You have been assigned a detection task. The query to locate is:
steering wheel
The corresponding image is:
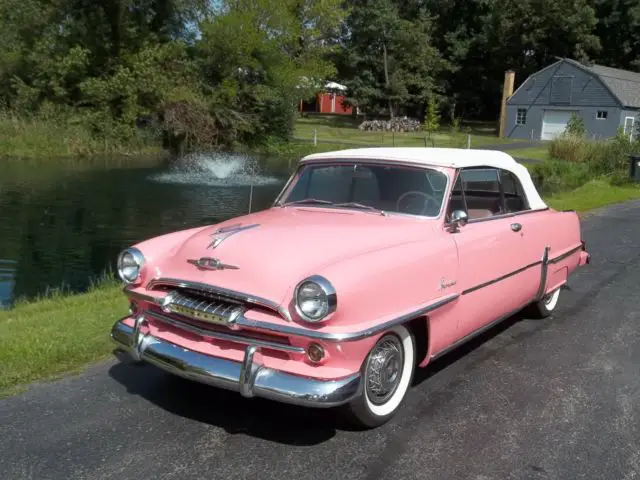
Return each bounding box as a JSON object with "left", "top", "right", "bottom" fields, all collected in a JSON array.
[{"left": 396, "top": 191, "right": 438, "bottom": 215}]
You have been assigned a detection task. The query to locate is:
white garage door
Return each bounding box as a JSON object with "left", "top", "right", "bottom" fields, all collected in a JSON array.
[{"left": 541, "top": 110, "right": 575, "bottom": 140}]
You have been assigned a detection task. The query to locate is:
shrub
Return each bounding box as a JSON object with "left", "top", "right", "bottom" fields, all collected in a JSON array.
[
  {"left": 549, "top": 135, "right": 591, "bottom": 163},
  {"left": 564, "top": 112, "right": 586, "bottom": 137},
  {"left": 537, "top": 127, "right": 640, "bottom": 195},
  {"left": 529, "top": 160, "right": 591, "bottom": 195}
]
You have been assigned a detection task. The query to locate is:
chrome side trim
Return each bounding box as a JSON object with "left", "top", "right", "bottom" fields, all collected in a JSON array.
[
  {"left": 127, "top": 291, "right": 459, "bottom": 342},
  {"left": 461, "top": 260, "right": 542, "bottom": 296},
  {"left": 110, "top": 320, "right": 362, "bottom": 408},
  {"left": 233, "top": 293, "right": 459, "bottom": 342},
  {"left": 146, "top": 310, "right": 305, "bottom": 354},
  {"left": 549, "top": 244, "right": 582, "bottom": 264},
  {"left": 460, "top": 243, "right": 582, "bottom": 297},
  {"left": 535, "top": 246, "right": 550, "bottom": 302},
  {"left": 146, "top": 278, "right": 292, "bottom": 322}
]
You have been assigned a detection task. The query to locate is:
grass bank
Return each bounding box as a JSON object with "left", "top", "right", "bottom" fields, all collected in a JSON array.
[
  {"left": 0, "top": 278, "right": 128, "bottom": 397},
  {"left": 0, "top": 113, "right": 162, "bottom": 159},
  {"left": 544, "top": 179, "right": 640, "bottom": 212}
]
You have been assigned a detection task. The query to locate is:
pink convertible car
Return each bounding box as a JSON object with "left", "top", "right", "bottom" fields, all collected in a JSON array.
[{"left": 111, "top": 147, "right": 590, "bottom": 428}]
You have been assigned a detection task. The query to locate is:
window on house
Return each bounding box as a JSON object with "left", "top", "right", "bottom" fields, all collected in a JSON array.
[
  {"left": 516, "top": 109, "right": 527, "bottom": 125},
  {"left": 597, "top": 111, "right": 608, "bottom": 120}
]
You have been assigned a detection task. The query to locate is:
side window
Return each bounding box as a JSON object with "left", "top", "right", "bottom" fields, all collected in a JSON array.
[
  {"left": 459, "top": 168, "right": 502, "bottom": 220},
  {"left": 499, "top": 169, "right": 529, "bottom": 213}
]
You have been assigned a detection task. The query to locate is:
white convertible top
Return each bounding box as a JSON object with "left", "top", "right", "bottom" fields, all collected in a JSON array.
[{"left": 300, "top": 147, "right": 547, "bottom": 210}]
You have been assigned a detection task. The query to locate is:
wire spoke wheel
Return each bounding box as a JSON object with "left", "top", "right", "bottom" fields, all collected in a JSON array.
[
  {"left": 365, "top": 335, "right": 404, "bottom": 405},
  {"left": 343, "top": 325, "right": 416, "bottom": 429}
]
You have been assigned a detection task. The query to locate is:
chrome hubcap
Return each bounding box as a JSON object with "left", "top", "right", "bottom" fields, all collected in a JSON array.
[{"left": 365, "top": 335, "right": 404, "bottom": 405}]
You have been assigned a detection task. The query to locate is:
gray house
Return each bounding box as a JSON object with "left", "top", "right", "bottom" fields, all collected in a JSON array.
[{"left": 505, "top": 58, "right": 640, "bottom": 141}]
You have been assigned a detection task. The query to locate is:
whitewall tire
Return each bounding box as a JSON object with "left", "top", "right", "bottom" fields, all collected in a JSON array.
[
  {"left": 343, "top": 324, "right": 416, "bottom": 429},
  {"left": 529, "top": 287, "right": 561, "bottom": 318}
]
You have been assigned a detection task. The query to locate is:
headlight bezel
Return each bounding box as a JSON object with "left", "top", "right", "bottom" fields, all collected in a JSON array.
[
  {"left": 293, "top": 275, "right": 337, "bottom": 323},
  {"left": 117, "top": 247, "right": 146, "bottom": 285}
]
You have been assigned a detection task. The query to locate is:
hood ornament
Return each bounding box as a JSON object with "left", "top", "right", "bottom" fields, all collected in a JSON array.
[
  {"left": 187, "top": 257, "right": 239, "bottom": 271},
  {"left": 207, "top": 223, "right": 259, "bottom": 249}
]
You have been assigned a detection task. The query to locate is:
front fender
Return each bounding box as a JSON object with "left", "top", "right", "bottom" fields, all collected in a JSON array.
[{"left": 302, "top": 235, "right": 459, "bottom": 332}]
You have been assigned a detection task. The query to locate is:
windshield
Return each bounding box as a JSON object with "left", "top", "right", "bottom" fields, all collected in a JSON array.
[{"left": 277, "top": 162, "right": 449, "bottom": 217}]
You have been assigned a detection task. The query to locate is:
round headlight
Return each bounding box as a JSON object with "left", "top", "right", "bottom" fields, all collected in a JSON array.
[
  {"left": 117, "top": 248, "right": 145, "bottom": 284},
  {"left": 294, "top": 275, "right": 337, "bottom": 322}
]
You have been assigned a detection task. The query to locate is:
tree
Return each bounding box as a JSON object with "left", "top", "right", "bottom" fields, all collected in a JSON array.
[
  {"left": 196, "top": 0, "right": 346, "bottom": 145},
  {"left": 338, "top": 0, "right": 445, "bottom": 119},
  {"left": 422, "top": 96, "right": 440, "bottom": 136}
]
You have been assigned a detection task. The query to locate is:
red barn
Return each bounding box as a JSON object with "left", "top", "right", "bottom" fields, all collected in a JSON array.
[{"left": 299, "top": 81, "right": 354, "bottom": 115}]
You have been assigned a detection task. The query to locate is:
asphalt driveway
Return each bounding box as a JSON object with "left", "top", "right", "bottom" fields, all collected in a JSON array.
[{"left": 1, "top": 201, "right": 639, "bottom": 480}]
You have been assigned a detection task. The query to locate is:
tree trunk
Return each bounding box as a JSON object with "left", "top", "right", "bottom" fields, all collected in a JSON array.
[{"left": 382, "top": 40, "right": 394, "bottom": 119}]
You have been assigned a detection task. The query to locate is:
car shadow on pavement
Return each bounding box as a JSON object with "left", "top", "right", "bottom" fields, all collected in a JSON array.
[
  {"left": 107, "top": 355, "right": 347, "bottom": 445},
  {"left": 107, "top": 308, "right": 534, "bottom": 443}
]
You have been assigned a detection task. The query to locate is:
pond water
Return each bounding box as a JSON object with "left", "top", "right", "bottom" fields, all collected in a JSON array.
[{"left": 0, "top": 152, "right": 293, "bottom": 308}]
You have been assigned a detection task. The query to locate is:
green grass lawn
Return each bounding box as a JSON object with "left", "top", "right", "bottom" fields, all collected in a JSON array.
[
  {"left": 0, "top": 280, "right": 128, "bottom": 397},
  {"left": 294, "top": 116, "right": 525, "bottom": 149},
  {"left": 507, "top": 146, "right": 549, "bottom": 161},
  {"left": 544, "top": 179, "right": 640, "bottom": 212}
]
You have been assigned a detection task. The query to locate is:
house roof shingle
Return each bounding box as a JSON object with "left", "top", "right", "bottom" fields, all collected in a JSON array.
[{"left": 564, "top": 58, "right": 640, "bottom": 108}]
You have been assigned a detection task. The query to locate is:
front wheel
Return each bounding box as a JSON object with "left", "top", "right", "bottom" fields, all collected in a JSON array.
[{"left": 342, "top": 324, "right": 416, "bottom": 429}]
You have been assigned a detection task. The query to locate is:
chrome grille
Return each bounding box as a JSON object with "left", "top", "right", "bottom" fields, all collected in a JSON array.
[
  {"left": 146, "top": 278, "right": 290, "bottom": 320},
  {"left": 162, "top": 291, "right": 244, "bottom": 327}
]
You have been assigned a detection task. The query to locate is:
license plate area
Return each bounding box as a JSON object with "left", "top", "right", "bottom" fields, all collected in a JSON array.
[{"left": 170, "top": 303, "right": 231, "bottom": 326}]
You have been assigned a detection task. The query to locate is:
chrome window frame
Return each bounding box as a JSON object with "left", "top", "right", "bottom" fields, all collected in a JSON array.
[{"left": 272, "top": 158, "right": 452, "bottom": 221}]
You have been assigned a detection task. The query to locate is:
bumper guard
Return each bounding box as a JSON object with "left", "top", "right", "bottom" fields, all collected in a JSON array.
[{"left": 110, "top": 318, "right": 362, "bottom": 408}]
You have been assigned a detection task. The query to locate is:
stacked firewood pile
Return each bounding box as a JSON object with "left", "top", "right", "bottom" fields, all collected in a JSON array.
[{"left": 358, "top": 117, "right": 422, "bottom": 132}]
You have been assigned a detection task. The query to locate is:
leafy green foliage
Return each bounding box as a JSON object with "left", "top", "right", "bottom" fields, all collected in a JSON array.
[
  {"left": 563, "top": 113, "right": 587, "bottom": 138},
  {"left": 422, "top": 96, "right": 441, "bottom": 135},
  {"left": 534, "top": 128, "right": 640, "bottom": 196},
  {"left": 3, "top": 0, "right": 640, "bottom": 152}
]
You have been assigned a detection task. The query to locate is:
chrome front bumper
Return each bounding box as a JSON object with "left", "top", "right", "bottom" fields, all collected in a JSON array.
[{"left": 110, "top": 319, "right": 362, "bottom": 408}]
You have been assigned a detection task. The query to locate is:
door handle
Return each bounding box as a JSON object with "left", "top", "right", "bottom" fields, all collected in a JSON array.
[{"left": 511, "top": 223, "right": 522, "bottom": 232}]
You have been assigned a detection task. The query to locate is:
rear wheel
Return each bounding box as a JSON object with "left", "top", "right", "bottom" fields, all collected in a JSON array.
[
  {"left": 528, "top": 287, "right": 561, "bottom": 318},
  {"left": 342, "top": 324, "right": 416, "bottom": 429}
]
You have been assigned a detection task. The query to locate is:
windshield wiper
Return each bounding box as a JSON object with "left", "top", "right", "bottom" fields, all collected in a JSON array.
[
  {"left": 281, "top": 198, "right": 335, "bottom": 207},
  {"left": 334, "top": 202, "right": 387, "bottom": 216}
]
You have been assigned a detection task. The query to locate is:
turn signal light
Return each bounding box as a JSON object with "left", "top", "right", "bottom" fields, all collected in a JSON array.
[{"left": 307, "top": 343, "right": 325, "bottom": 363}]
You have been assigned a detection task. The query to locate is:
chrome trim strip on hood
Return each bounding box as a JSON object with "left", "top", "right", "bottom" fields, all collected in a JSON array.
[{"left": 145, "top": 278, "right": 292, "bottom": 321}]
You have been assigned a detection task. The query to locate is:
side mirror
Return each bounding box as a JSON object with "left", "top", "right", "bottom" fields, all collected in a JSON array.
[{"left": 448, "top": 210, "right": 468, "bottom": 232}]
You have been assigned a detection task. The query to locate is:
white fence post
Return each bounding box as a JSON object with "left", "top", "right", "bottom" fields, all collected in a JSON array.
[
  {"left": 466, "top": 134, "right": 471, "bottom": 149},
  {"left": 313, "top": 128, "right": 317, "bottom": 146}
]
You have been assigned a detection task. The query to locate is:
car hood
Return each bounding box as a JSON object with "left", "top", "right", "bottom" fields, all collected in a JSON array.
[{"left": 151, "top": 206, "right": 437, "bottom": 306}]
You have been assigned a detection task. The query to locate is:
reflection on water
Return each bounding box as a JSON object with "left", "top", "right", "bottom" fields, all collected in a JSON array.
[{"left": 0, "top": 152, "right": 290, "bottom": 308}]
